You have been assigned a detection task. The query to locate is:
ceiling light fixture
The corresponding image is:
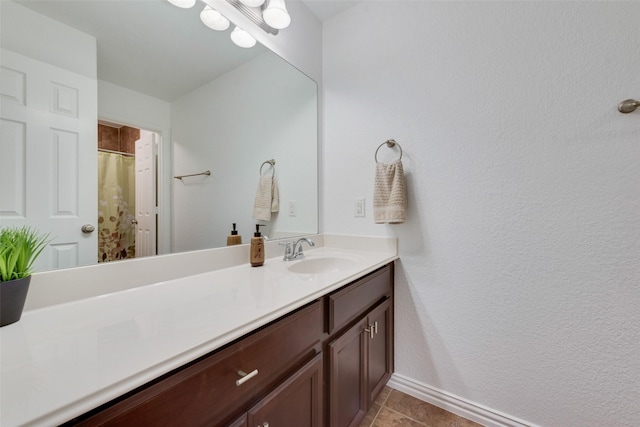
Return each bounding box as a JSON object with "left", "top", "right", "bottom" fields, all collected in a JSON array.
[
  {"left": 227, "top": 0, "right": 278, "bottom": 36},
  {"left": 167, "top": 0, "right": 196, "bottom": 9},
  {"left": 238, "top": 0, "right": 265, "bottom": 7},
  {"left": 262, "top": 0, "right": 290, "bottom": 29},
  {"left": 167, "top": 0, "right": 291, "bottom": 48},
  {"left": 200, "top": 5, "right": 230, "bottom": 31},
  {"left": 230, "top": 26, "right": 257, "bottom": 48}
]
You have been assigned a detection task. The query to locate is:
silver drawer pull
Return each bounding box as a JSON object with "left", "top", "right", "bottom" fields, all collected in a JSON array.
[
  {"left": 374, "top": 321, "right": 378, "bottom": 335},
  {"left": 236, "top": 369, "right": 259, "bottom": 386},
  {"left": 364, "top": 325, "right": 374, "bottom": 339}
]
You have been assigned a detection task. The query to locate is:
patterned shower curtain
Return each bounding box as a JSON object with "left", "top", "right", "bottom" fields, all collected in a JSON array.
[{"left": 97, "top": 152, "right": 136, "bottom": 262}]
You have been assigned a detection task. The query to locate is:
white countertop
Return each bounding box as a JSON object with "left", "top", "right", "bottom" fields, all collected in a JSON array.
[{"left": 0, "top": 237, "right": 396, "bottom": 427}]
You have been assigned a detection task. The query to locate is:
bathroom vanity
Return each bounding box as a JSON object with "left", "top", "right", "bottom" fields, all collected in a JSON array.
[
  {"left": 0, "top": 235, "right": 397, "bottom": 427},
  {"left": 66, "top": 263, "right": 393, "bottom": 427}
]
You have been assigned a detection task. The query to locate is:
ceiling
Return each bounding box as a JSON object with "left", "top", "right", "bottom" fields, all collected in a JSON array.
[
  {"left": 15, "top": 0, "right": 266, "bottom": 101},
  {"left": 303, "top": 0, "right": 360, "bottom": 22},
  {"left": 12, "top": 0, "right": 358, "bottom": 102}
]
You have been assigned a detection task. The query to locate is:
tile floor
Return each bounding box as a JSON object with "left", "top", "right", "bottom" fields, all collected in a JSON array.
[{"left": 359, "top": 386, "right": 484, "bottom": 427}]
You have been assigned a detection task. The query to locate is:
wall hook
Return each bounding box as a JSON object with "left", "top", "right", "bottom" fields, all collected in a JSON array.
[{"left": 618, "top": 99, "right": 640, "bottom": 114}]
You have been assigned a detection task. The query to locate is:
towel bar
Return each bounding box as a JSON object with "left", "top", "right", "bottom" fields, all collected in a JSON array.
[
  {"left": 375, "top": 139, "right": 403, "bottom": 162},
  {"left": 174, "top": 170, "right": 211, "bottom": 180}
]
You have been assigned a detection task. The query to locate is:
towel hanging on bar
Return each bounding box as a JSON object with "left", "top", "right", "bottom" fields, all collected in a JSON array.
[
  {"left": 253, "top": 160, "right": 279, "bottom": 221},
  {"left": 373, "top": 140, "right": 407, "bottom": 224}
]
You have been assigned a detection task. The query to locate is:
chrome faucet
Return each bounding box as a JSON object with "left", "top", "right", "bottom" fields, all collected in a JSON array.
[{"left": 280, "top": 237, "right": 315, "bottom": 261}]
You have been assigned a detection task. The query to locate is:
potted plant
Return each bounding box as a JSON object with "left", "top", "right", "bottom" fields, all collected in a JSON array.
[{"left": 0, "top": 226, "right": 50, "bottom": 327}]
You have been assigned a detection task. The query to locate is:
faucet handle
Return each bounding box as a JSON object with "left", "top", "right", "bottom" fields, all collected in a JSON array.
[{"left": 279, "top": 241, "right": 293, "bottom": 259}]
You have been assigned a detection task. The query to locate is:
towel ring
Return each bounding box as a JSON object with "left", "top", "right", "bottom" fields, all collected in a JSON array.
[
  {"left": 375, "top": 139, "right": 403, "bottom": 163},
  {"left": 260, "top": 159, "right": 275, "bottom": 175}
]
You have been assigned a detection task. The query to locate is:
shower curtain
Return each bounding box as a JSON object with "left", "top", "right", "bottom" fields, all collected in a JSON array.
[{"left": 97, "top": 151, "right": 136, "bottom": 262}]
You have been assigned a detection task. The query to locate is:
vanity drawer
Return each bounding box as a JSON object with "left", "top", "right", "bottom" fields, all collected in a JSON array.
[
  {"left": 327, "top": 264, "right": 393, "bottom": 334},
  {"left": 73, "top": 300, "right": 323, "bottom": 427}
]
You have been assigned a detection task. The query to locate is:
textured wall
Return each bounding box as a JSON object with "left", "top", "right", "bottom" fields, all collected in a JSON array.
[{"left": 322, "top": 2, "right": 640, "bottom": 426}]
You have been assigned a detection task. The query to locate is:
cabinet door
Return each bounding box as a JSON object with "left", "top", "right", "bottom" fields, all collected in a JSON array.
[
  {"left": 227, "top": 415, "right": 248, "bottom": 427},
  {"left": 328, "top": 264, "right": 393, "bottom": 334},
  {"left": 367, "top": 298, "right": 393, "bottom": 405},
  {"left": 328, "top": 317, "right": 368, "bottom": 427},
  {"left": 247, "top": 353, "right": 323, "bottom": 427}
]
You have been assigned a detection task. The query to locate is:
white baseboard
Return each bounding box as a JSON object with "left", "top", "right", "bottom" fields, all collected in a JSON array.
[{"left": 387, "top": 374, "right": 538, "bottom": 427}]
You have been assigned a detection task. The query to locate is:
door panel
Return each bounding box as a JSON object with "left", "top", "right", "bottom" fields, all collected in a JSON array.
[
  {"left": 328, "top": 317, "right": 368, "bottom": 427},
  {"left": 134, "top": 131, "right": 157, "bottom": 258},
  {"left": 0, "top": 118, "right": 26, "bottom": 217},
  {"left": 247, "top": 353, "right": 323, "bottom": 427},
  {"left": 0, "top": 49, "right": 98, "bottom": 270},
  {"left": 367, "top": 298, "right": 393, "bottom": 404}
]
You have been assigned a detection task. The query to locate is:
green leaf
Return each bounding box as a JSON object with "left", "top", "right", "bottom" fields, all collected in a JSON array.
[{"left": 0, "top": 226, "right": 51, "bottom": 282}]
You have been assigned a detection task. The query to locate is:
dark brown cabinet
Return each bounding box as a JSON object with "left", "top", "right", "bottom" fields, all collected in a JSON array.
[
  {"left": 68, "top": 302, "right": 323, "bottom": 427},
  {"left": 227, "top": 416, "right": 248, "bottom": 427},
  {"left": 244, "top": 353, "right": 323, "bottom": 427},
  {"left": 65, "top": 262, "right": 394, "bottom": 427},
  {"left": 328, "top": 297, "right": 393, "bottom": 427},
  {"left": 328, "top": 316, "right": 369, "bottom": 427},
  {"left": 366, "top": 298, "right": 393, "bottom": 406}
]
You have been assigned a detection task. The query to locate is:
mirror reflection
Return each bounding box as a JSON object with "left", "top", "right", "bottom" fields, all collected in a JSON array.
[{"left": 0, "top": 0, "right": 318, "bottom": 272}]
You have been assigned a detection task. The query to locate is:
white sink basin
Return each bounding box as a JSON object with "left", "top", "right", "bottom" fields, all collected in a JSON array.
[{"left": 288, "top": 256, "right": 359, "bottom": 274}]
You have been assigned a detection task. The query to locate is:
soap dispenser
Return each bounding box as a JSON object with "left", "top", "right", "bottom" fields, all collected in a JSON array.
[
  {"left": 226, "top": 223, "right": 242, "bottom": 246},
  {"left": 250, "top": 224, "right": 265, "bottom": 267}
]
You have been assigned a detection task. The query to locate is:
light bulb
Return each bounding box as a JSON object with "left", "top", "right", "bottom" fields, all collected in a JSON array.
[
  {"left": 239, "top": 0, "right": 266, "bottom": 7},
  {"left": 200, "top": 6, "right": 230, "bottom": 31},
  {"left": 167, "top": 0, "right": 196, "bottom": 9},
  {"left": 230, "top": 26, "right": 256, "bottom": 48},
  {"left": 263, "top": 0, "right": 290, "bottom": 29}
]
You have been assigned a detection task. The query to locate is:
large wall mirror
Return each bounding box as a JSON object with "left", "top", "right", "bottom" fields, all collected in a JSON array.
[{"left": 0, "top": 0, "right": 318, "bottom": 272}]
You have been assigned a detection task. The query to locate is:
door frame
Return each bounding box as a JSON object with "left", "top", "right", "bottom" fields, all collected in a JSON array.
[{"left": 97, "top": 114, "right": 170, "bottom": 255}]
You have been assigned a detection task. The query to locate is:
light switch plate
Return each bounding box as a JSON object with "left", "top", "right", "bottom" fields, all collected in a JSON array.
[{"left": 354, "top": 198, "right": 365, "bottom": 217}]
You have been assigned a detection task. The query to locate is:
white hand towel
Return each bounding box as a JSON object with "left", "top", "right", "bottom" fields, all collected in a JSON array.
[
  {"left": 253, "top": 175, "right": 279, "bottom": 221},
  {"left": 373, "top": 159, "right": 407, "bottom": 224}
]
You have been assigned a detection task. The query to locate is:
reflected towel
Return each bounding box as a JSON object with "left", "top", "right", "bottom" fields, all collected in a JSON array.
[
  {"left": 373, "top": 159, "right": 407, "bottom": 224},
  {"left": 253, "top": 175, "right": 279, "bottom": 221}
]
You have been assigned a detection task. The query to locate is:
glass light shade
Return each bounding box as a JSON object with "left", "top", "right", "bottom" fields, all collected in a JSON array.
[
  {"left": 167, "top": 0, "right": 196, "bottom": 8},
  {"left": 230, "top": 26, "right": 256, "bottom": 48},
  {"left": 200, "top": 6, "right": 230, "bottom": 31},
  {"left": 239, "top": 0, "right": 266, "bottom": 7},
  {"left": 263, "top": 0, "right": 291, "bottom": 29}
]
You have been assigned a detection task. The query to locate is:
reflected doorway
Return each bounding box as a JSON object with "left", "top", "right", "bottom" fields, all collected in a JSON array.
[{"left": 97, "top": 120, "right": 158, "bottom": 262}]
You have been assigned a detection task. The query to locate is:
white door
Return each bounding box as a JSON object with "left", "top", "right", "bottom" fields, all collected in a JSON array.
[
  {"left": 0, "top": 49, "right": 98, "bottom": 271},
  {"left": 134, "top": 131, "right": 157, "bottom": 258}
]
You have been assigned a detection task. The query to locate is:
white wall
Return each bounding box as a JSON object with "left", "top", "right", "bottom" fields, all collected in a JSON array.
[
  {"left": 171, "top": 52, "right": 317, "bottom": 252},
  {"left": 322, "top": 2, "right": 640, "bottom": 426},
  {"left": 0, "top": 1, "right": 96, "bottom": 79}
]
